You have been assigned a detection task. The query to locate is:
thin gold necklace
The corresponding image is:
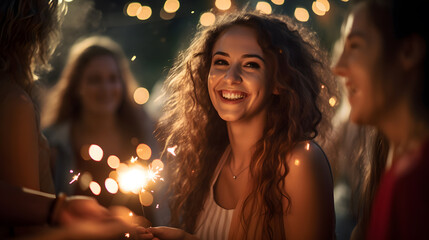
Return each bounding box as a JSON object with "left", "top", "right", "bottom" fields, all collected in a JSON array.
[{"left": 228, "top": 155, "right": 249, "bottom": 180}]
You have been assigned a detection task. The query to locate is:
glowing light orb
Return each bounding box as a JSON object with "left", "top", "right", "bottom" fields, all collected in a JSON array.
[
  {"left": 294, "top": 8, "right": 309, "bottom": 22},
  {"left": 89, "top": 181, "right": 101, "bottom": 195},
  {"left": 151, "top": 159, "right": 164, "bottom": 170},
  {"left": 126, "top": 2, "right": 141, "bottom": 17},
  {"left": 256, "top": 1, "right": 272, "bottom": 14},
  {"left": 137, "top": 6, "right": 152, "bottom": 20},
  {"left": 105, "top": 178, "right": 119, "bottom": 194},
  {"left": 79, "top": 172, "right": 92, "bottom": 191},
  {"left": 164, "top": 0, "right": 180, "bottom": 13},
  {"left": 107, "top": 155, "right": 120, "bottom": 169},
  {"left": 312, "top": 1, "right": 326, "bottom": 16},
  {"left": 118, "top": 164, "right": 148, "bottom": 194},
  {"left": 317, "top": 0, "right": 330, "bottom": 12},
  {"left": 271, "top": 0, "right": 284, "bottom": 5},
  {"left": 200, "top": 12, "right": 216, "bottom": 27},
  {"left": 329, "top": 97, "right": 337, "bottom": 107},
  {"left": 139, "top": 190, "right": 154, "bottom": 206},
  {"left": 136, "top": 143, "right": 152, "bottom": 160},
  {"left": 89, "top": 144, "right": 103, "bottom": 161},
  {"left": 294, "top": 159, "right": 301, "bottom": 166},
  {"left": 215, "top": 0, "right": 231, "bottom": 11},
  {"left": 133, "top": 87, "right": 150, "bottom": 105},
  {"left": 131, "top": 55, "right": 136, "bottom": 61},
  {"left": 306, "top": 142, "right": 310, "bottom": 151}
]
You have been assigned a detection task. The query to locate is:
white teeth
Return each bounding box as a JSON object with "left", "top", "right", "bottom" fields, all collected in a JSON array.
[{"left": 222, "top": 91, "right": 244, "bottom": 100}]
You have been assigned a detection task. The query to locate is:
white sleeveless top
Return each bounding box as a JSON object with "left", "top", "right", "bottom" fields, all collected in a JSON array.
[{"left": 195, "top": 147, "right": 234, "bottom": 240}]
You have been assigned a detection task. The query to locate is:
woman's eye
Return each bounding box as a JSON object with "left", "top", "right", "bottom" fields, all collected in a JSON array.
[
  {"left": 213, "top": 59, "right": 228, "bottom": 66},
  {"left": 244, "top": 62, "right": 260, "bottom": 69}
]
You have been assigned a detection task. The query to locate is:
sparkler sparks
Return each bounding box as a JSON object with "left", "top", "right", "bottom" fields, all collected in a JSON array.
[
  {"left": 167, "top": 145, "right": 177, "bottom": 156},
  {"left": 69, "top": 172, "right": 80, "bottom": 184}
]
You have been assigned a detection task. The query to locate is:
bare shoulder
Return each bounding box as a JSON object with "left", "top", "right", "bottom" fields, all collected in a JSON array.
[
  {"left": 0, "top": 81, "right": 34, "bottom": 117},
  {"left": 286, "top": 141, "right": 332, "bottom": 180}
]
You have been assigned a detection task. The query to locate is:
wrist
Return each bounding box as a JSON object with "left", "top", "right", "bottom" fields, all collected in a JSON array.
[{"left": 48, "top": 192, "right": 67, "bottom": 226}]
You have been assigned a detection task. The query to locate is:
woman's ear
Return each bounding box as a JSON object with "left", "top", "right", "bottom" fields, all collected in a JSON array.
[{"left": 399, "top": 34, "right": 426, "bottom": 71}]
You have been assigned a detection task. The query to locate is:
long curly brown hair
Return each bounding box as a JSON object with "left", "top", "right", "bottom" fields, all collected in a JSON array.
[
  {"left": 156, "top": 11, "right": 336, "bottom": 238},
  {"left": 0, "top": 0, "right": 62, "bottom": 94}
]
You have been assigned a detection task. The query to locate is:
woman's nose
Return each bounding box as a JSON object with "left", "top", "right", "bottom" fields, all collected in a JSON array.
[
  {"left": 332, "top": 53, "right": 348, "bottom": 77},
  {"left": 224, "top": 64, "right": 242, "bottom": 84}
]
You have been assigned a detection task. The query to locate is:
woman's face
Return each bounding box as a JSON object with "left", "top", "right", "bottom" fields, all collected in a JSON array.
[
  {"left": 333, "top": 4, "right": 386, "bottom": 125},
  {"left": 78, "top": 55, "right": 123, "bottom": 116},
  {"left": 208, "top": 25, "right": 268, "bottom": 123}
]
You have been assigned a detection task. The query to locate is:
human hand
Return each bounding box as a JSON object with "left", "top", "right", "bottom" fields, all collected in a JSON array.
[{"left": 56, "top": 195, "right": 111, "bottom": 225}]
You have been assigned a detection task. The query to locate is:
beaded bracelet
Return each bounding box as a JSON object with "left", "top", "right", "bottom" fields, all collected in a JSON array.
[{"left": 48, "top": 192, "right": 67, "bottom": 226}]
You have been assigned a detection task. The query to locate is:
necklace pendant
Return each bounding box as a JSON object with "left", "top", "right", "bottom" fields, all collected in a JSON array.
[{"left": 233, "top": 175, "right": 237, "bottom": 179}]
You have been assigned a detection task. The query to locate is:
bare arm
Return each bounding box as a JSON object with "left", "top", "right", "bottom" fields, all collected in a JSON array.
[
  {"left": 283, "top": 141, "right": 335, "bottom": 240},
  {"left": 0, "top": 91, "right": 39, "bottom": 190}
]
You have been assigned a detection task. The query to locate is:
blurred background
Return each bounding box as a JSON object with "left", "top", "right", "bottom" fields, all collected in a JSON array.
[{"left": 42, "top": 0, "right": 351, "bottom": 98}]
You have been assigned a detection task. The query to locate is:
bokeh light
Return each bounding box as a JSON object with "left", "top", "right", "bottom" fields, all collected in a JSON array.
[
  {"left": 105, "top": 178, "right": 119, "bottom": 194},
  {"left": 136, "top": 143, "right": 152, "bottom": 160},
  {"left": 312, "top": 1, "right": 326, "bottom": 16},
  {"left": 215, "top": 0, "right": 232, "bottom": 11},
  {"left": 200, "top": 12, "right": 216, "bottom": 26},
  {"left": 126, "top": 2, "right": 141, "bottom": 17},
  {"left": 139, "top": 190, "right": 154, "bottom": 206},
  {"left": 80, "top": 144, "right": 91, "bottom": 160},
  {"left": 271, "top": 0, "right": 284, "bottom": 5},
  {"left": 131, "top": 55, "right": 136, "bottom": 61},
  {"left": 329, "top": 97, "right": 337, "bottom": 107},
  {"left": 256, "top": 2, "right": 272, "bottom": 14},
  {"left": 160, "top": 8, "right": 176, "bottom": 20},
  {"left": 151, "top": 159, "right": 164, "bottom": 170},
  {"left": 79, "top": 172, "right": 92, "bottom": 191},
  {"left": 317, "top": 0, "right": 330, "bottom": 12},
  {"left": 294, "top": 8, "right": 309, "bottom": 22},
  {"left": 89, "top": 181, "right": 101, "bottom": 195},
  {"left": 163, "top": 0, "right": 180, "bottom": 13},
  {"left": 137, "top": 6, "right": 152, "bottom": 20},
  {"left": 294, "top": 159, "right": 301, "bottom": 166},
  {"left": 107, "top": 155, "right": 120, "bottom": 169},
  {"left": 133, "top": 87, "right": 150, "bottom": 105},
  {"left": 89, "top": 144, "right": 103, "bottom": 161}
]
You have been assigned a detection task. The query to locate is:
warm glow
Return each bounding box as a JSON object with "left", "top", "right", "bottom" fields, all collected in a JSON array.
[
  {"left": 89, "top": 144, "right": 103, "bottom": 161},
  {"left": 133, "top": 87, "right": 150, "bottom": 105},
  {"left": 215, "top": 0, "right": 231, "bottom": 11},
  {"left": 80, "top": 144, "right": 91, "bottom": 160},
  {"left": 139, "top": 190, "right": 154, "bottom": 206},
  {"left": 118, "top": 164, "right": 148, "bottom": 194},
  {"left": 136, "top": 143, "right": 152, "bottom": 160},
  {"left": 306, "top": 142, "right": 310, "bottom": 151},
  {"left": 294, "top": 8, "right": 309, "bottom": 22},
  {"left": 137, "top": 6, "right": 152, "bottom": 20},
  {"left": 126, "top": 2, "right": 141, "bottom": 17},
  {"left": 329, "top": 97, "right": 337, "bottom": 107},
  {"left": 89, "top": 181, "right": 101, "bottom": 195},
  {"left": 294, "top": 159, "right": 301, "bottom": 166},
  {"left": 151, "top": 159, "right": 164, "bottom": 170},
  {"left": 160, "top": 8, "right": 175, "bottom": 20},
  {"left": 109, "top": 170, "right": 118, "bottom": 180},
  {"left": 131, "top": 55, "right": 136, "bottom": 61},
  {"left": 79, "top": 172, "right": 92, "bottom": 191},
  {"left": 271, "top": 0, "right": 284, "bottom": 5},
  {"left": 107, "top": 155, "right": 120, "bottom": 169},
  {"left": 200, "top": 12, "right": 216, "bottom": 26},
  {"left": 105, "top": 178, "right": 119, "bottom": 194},
  {"left": 317, "top": 0, "right": 330, "bottom": 12},
  {"left": 164, "top": 0, "right": 180, "bottom": 13},
  {"left": 312, "top": 1, "right": 326, "bottom": 16},
  {"left": 341, "top": 0, "right": 349, "bottom": 2},
  {"left": 256, "top": 1, "right": 272, "bottom": 14}
]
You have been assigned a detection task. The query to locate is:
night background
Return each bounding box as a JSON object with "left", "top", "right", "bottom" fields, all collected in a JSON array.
[{"left": 43, "top": 0, "right": 350, "bottom": 96}]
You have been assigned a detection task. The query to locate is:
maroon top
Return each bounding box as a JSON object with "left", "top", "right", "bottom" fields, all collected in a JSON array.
[{"left": 367, "top": 140, "right": 429, "bottom": 240}]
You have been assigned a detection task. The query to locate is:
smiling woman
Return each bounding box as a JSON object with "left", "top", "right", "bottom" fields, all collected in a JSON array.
[{"left": 148, "top": 10, "right": 338, "bottom": 240}]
